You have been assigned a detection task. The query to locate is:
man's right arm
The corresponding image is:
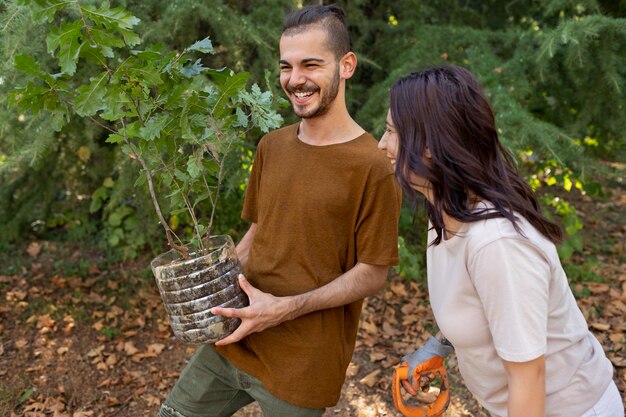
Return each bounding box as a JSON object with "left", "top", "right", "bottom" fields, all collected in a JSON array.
[{"left": 235, "top": 223, "right": 257, "bottom": 267}]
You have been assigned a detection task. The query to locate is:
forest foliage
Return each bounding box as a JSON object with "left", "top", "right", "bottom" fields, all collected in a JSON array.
[{"left": 1, "top": 0, "right": 625, "bottom": 275}]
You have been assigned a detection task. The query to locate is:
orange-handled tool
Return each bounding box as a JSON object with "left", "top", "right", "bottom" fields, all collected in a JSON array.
[{"left": 392, "top": 356, "right": 450, "bottom": 417}]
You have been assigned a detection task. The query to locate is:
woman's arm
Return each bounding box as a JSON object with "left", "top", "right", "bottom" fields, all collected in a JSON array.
[{"left": 502, "top": 355, "right": 546, "bottom": 417}]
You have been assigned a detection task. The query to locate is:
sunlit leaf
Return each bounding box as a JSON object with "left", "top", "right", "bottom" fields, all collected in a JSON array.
[
  {"left": 81, "top": 4, "right": 141, "bottom": 30},
  {"left": 187, "top": 37, "right": 214, "bottom": 54}
]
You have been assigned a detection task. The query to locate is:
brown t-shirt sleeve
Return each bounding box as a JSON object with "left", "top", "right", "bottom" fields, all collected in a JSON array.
[{"left": 355, "top": 171, "right": 402, "bottom": 266}]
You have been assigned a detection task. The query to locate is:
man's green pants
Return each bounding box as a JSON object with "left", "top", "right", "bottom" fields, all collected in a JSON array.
[{"left": 157, "top": 344, "right": 325, "bottom": 417}]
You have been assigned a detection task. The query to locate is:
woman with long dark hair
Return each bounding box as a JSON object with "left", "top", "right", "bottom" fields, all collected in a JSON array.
[{"left": 379, "top": 65, "right": 622, "bottom": 417}]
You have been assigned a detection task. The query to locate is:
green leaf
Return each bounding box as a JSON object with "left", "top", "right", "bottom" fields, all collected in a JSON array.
[
  {"left": 187, "top": 155, "right": 202, "bottom": 179},
  {"left": 14, "top": 54, "right": 52, "bottom": 83},
  {"left": 79, "top": 44, "right": 110, "bottom": 67},
  {"left": 174, "top": 169, "right": 189, "bottom": 182},
  {"left": 74, "top": 72, "right": 108, "bottom": 116},
  {"left": 46, "top": 20, "right": 83, "bottom": 75},
  {"left": 18, "top": 388, "right": 36, "bottom": 404},
  {"left": 131, "top": 49, "right": 162, "bottom": 61},
  {"left": 124, "top": 121, "right": 142, "bottom": 138},
  {"left": 90, "top": 187, "right": 109, "bottom": 213},
  {"left": 187, "top": 37, "right": 214, "bottom": 54},
  {"left": 106, "top": 133, "right": 124, "bottom": 144},
  {"left": 49, "top": 110, "right": 69, "bottom": 131},
  {"left": 82, "top": 4, "right": 141, "bottom": 30},
  {"left": 129, "top": 65, "right": 163, "bottom": 86},
  {"left": 108, "top": 233, "right": 120, "bottom": 246},
  {"left": 203, "top": 160, "right": 220, "bottom": 175},
  {"left": 234, "top": 107, "right": 248, "bottom": 128},
  {"left": 9, "top": 84, "right": 50, "bottom": 112},
  {"left": 90, "top": 26, "right": 125, "bottom": 48},
  {"left": 100, "top": 89, "right": 127, "bottom": 121},
  {"left": 24, "top": 0, "right": 66, "bottom": 23},
  {"left": 118, "top": 28, "right": 141, "bottom": 46},
  {"left": 139, "top": 114, "right": 170, "bottom": 141},
  {"left": 181, "top": 58, "right": 208, "bottom": 78},
  {"left": 90, "top": 26, "right": 123, "bottom": 58},
  {"left": 212, "top": 71, "right": 249, "bottom": 118},
  {"left": 108, "top": 206, "right": 133, "bottom": 226},
  {"left": 205, "top": 67, "right": 230, "bottom": 85}
]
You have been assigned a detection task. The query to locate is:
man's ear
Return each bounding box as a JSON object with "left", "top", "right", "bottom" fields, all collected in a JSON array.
[{"left": 339, "top": 52, "right": 357, "bottom": 80}]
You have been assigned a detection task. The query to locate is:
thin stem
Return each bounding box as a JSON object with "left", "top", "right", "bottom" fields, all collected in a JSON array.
[
  {"left": 121, "top": 119, "right": 189, "bottom": 258},
  {"left": 205, "top": 156, "right": 225, "bottom": 239},
  {"left": 155, "top": 152, "right": 205, "bottom": 252},
  {"left": 87, "top": 115, "right": 117, "bottom": 134}
]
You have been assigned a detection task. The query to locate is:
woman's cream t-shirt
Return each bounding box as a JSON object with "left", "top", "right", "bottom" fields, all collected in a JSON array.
[{"left": 427, "top": 205, "right": 614, "bottom": 417}]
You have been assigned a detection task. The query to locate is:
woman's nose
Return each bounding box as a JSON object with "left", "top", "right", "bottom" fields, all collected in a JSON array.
[{"left": 377, "top": 135, "right": 387, "bottom": 150}]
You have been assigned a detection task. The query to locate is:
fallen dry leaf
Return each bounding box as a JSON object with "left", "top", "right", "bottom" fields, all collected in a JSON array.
[
  {"left": 87, "top": 345, "right": 105, "bottom": 357},
  {"left": 360, "top": 320, "right": 378, "bottom": 334},
  {"left": 390, "top": 282, "right": 407, "bottom": 297},
  {"left": 124, "top": 341, "right": 139, "bottom": 356},
  {"left": 27, "top": 241, "right": 42, "bottom": 257},
  {"left": 346, "top": 362, "right": 360, "bottom": 378},
  {"left": 359, "top": 369, "right": 381, "bottom": 387},
  {"left": 147, "top": 343, "right": 165, "bottom": 355},
  {"left": 590, "top": 322, "right": 611, "bottom": 331},
  {"left": 369, "top": 352, "right": 387, "bottom": 362},
  {"left": 105, "top": 353, "right": 118, "bottom": 366}
]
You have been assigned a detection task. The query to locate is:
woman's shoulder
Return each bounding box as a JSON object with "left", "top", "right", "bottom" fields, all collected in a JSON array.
[{"left": 463, "top": 207, "right": 558, "bottom": 263}]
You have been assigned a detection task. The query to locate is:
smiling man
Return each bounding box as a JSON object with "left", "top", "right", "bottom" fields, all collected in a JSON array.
[{"left": 157, "top": 5, "right": 401, "bottom": 417}]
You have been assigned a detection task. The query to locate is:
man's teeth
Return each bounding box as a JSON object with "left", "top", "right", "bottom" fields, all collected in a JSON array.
[{"left": 295, "top": 91, "right": 313, "bottom": 98}]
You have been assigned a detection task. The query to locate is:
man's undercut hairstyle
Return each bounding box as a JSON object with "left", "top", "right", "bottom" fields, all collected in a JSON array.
[{"left": 282, "top": 4, "right": 350, "bottom": 59}]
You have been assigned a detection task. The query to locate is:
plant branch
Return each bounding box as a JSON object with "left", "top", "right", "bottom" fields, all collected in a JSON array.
[
  {"left": 121, "top": 119, "right": 189, "bottom": 259},
  {"left": 205, "top": 155, "right": 225, "bottom": 239},
  {"left": 154, "top": 151, "right": 205, "bottom": 252}
]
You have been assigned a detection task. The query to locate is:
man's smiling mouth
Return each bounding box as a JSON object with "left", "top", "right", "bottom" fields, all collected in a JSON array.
[{"left": 294, "top": 91, "right": 314, "bottom": 98}]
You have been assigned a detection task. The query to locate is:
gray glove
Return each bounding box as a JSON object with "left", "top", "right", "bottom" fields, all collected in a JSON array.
[{"left": 401, "top": 336, "right": 454, "bottom": 386}]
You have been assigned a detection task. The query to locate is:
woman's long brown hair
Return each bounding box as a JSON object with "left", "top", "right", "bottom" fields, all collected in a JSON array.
[{"left": 390, "top": 65, "right": 563, "bottom": 245}]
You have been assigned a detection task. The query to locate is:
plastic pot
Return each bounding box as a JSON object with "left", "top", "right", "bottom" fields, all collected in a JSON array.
[{"left": 150, "top": 235, "right": 248, "bottom": 344}]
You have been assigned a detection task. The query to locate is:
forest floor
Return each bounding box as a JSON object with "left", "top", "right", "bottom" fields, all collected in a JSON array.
[{"left": 1, "top": 161, "right": 625, "bottom": 417}]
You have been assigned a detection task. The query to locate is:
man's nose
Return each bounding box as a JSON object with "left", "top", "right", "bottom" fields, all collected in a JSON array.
[{"left": 289, "top": 68, "right": 306, "bottom": 86}]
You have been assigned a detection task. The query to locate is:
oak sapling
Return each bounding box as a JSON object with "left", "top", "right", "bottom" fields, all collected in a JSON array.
[{"left": 11, "top": 0, "right": 283, "bottom": 343}]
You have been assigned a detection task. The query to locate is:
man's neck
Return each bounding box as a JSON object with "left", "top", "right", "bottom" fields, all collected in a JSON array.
[{"left": 297, "top": 110, "right": 365, "bottom": 146}]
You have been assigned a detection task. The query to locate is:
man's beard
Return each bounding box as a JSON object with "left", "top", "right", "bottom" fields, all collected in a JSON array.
[{"left": 290, "top": 69, "right": 340, "bottom": 119}]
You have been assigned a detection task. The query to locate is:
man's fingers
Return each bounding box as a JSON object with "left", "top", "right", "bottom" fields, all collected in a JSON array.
[
  {"left": 211, "top": 306, "right": 247, "bottom": 318},
  {"left": 237, "top": 274, "right": 253, "bottom": 294},
  {"left": 214, "top": 328, "right": 244, "bottom": 346},
  {"left": 401, "top": 379, "right": 418, "bottom": 396},
  {"left": 214, "top": 320, "right": 255, "bottom": 346}
]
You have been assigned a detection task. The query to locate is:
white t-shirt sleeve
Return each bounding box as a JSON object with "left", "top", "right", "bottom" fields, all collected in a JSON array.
[{"left": 468, "top": 237, "right": 551, "bottom": 362}]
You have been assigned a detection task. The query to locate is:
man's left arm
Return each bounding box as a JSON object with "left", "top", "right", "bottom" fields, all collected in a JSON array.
[{"left": 212, "top": 262, "right": 388, "bottom": 346}]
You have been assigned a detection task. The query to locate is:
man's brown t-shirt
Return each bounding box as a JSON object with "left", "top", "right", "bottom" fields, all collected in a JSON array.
[{"left": 215, "top": 123, "right": 401, "bottom": 408}]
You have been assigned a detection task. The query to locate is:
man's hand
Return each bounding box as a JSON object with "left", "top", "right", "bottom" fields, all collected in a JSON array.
[
  {"left": 211, "top": 274, "right": 293, "bottom": 346},
  {"left": 399, "top": 336, "right": 454, "bottom": 395}
]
